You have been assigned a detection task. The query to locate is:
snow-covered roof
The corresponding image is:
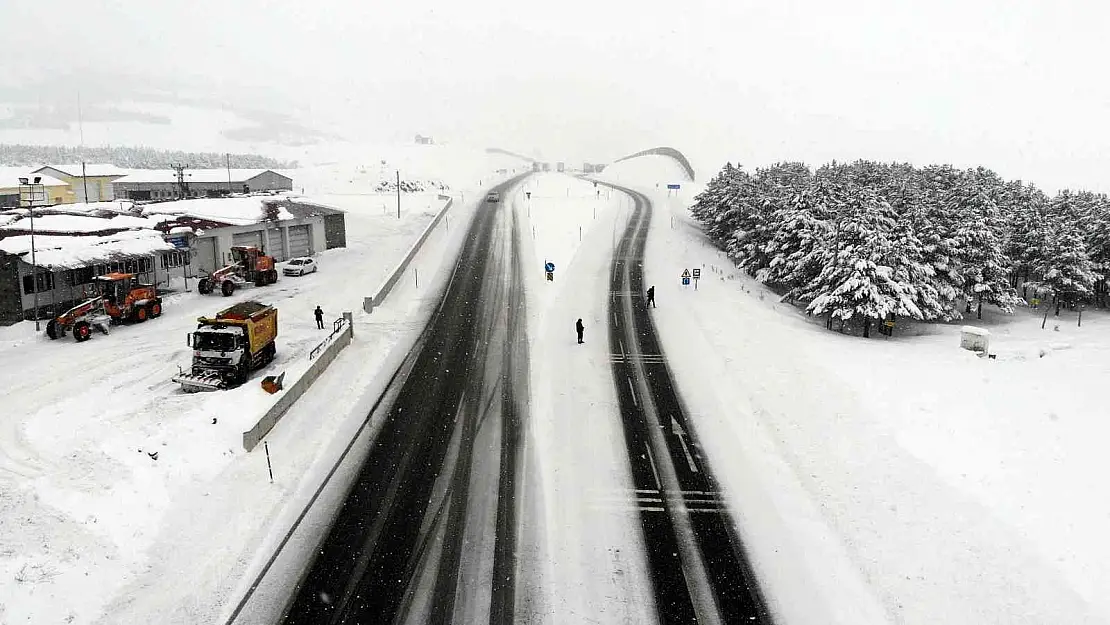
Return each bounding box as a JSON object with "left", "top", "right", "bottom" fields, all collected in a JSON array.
[
  {"left": 141, "top": 197, "right": 294, "bottom": 226},
  {"left": 0, "top": 166, "right": 70, "bottom": 189},
  {"left": 0, "top": 229, "right": 175, "bottom": 268},
  {"left": 43, "top": 200, "right": 138, "bottom": 215},
  {"left": 114, "top": 169, "right": 286, "bottom": 184},
  {"left": 0, "top": 213, "right": 161, "bottom": 234},
  {"left": 33, "top": 163, "right": 131, "bottom": 178}
]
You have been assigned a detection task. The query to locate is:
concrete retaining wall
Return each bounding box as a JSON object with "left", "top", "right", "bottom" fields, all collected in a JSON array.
[
  {"left": 363, "top": 194, "right": 453, "bottom": 313},
  {"left": 242, "top": 312, "right": 353, "bottom": 451}
]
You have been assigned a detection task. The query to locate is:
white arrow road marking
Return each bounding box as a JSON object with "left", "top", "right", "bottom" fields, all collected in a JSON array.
[{"left": 671, "top": 415, "right": 699, "bottom": 473}]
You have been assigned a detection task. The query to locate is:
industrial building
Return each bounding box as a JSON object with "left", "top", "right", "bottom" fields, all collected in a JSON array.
[
  {"left": 113, "top": 169, "right": 293, "bottom": 201},
  {"left": 32, "top": 164, "right": 130, "bottom": 203},
  {"left": 0, "top": 168, "right": 72, "bottom": 207},
  {"left": 0, "top": 196, "right": 345, "bottom": 325}
]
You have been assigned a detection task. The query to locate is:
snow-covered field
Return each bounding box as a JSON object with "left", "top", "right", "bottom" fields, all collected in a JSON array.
[
  {"left": 0, "top": 145, "right": 513, "bottom": 624},
  {"left": 600, "top": 158, "right": 1110, "bottom": 624}
]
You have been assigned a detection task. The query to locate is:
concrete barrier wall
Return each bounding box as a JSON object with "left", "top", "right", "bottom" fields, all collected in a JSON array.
[
  {"left": 363, "top": 194, "right": 454, "bottom": 313},
  {"left": 242, "top": 313, "right": 353, "bottom": 451}
]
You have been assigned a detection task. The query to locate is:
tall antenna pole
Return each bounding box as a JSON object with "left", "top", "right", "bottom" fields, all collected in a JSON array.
[{"left": 226, "top": 153, "right": 232, "bottom": 195}]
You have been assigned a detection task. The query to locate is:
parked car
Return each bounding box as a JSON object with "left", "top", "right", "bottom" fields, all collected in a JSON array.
[
  {"left": 283, "top": 257, "right": 318, "bottom": 277},
  {"left": 486, "top": 191, "right": 500, "bottom": 203}
]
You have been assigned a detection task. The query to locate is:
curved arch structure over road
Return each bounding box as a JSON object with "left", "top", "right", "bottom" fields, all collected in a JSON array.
[{"left": 612, "top": 147, "right": 697, "bottom": 181}]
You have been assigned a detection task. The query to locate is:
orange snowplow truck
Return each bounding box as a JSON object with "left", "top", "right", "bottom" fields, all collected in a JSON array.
[
  {"left": 46, "top": 273, "right": 163, "bottom": 342},
  {"left": 197, "top": 246, "right": 278, "bottom": 297}
]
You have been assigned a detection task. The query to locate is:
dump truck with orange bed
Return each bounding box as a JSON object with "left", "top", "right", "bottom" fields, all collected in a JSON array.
[{"left": 172, "top": 301, "right": 278, "bottom": 391}]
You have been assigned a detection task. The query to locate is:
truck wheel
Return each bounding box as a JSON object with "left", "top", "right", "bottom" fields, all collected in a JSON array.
[
  {"left": 269, "top": 269, "right": 278, "bottom": 284},
  {"left": 221, "top": 281, "right": 235, "bottom": 297},
  {"left": 198, "top": 278, "right": 212, "bottom": 294},
  {"left": 46, "top": 319, "right": 60, "bottom": 340},
  {"left": 150, "top": 302, "right": 162, "bottom": 318},
  {"left": 74, "top": 322, "right": 92, "bottom": 342},
  {"left": 134, "top": 307, "right": 148, "bottom": 322}
]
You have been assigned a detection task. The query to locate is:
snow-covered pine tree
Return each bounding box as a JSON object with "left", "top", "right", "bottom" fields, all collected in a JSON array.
[
  {"left": 757, "top": 179, "right": 837, "bottom": 293},
  {"left": 794, "top": 184, "right": 922, "bottom": 337},
  {"left": 946, "top": 167, "right": 1023, "bottom": 319},
  {"left": 999, "top": 180, "right": 1047, "bottom": 296},
  {"left": 1032, "top": 191, "right": 1100, "bottom": 314},
  {"left": 1082, "top": 193, "right": 1110, "bottom": 306}
]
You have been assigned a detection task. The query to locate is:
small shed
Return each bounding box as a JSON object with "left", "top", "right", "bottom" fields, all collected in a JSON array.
[{"left": 960, "top": 326, "right": 990, "bottom": 353}]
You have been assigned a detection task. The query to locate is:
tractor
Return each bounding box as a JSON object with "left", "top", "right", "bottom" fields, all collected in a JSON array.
[
  {"left": 46, "top": 273, "right": 163, "bottom": 342},
  {"left": 197, "top": 245, "right": 278, "bottom": 297}
]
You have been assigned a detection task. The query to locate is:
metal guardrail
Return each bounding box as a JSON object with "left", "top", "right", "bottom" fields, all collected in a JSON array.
[{"left": 309, "top": 316, "right": 348, "bottom": 360}]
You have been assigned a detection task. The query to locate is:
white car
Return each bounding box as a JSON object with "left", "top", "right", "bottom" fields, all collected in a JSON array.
[{"left": 283, "top": 257, "right": 318, "bottom": 276}]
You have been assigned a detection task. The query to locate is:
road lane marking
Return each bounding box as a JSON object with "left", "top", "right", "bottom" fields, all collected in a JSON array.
[
  {"left": 627, "top": 377, "right": 637, "bottom": 406},
  {"left": 644, "top": 442, "right": 661, "bottom": 490}
]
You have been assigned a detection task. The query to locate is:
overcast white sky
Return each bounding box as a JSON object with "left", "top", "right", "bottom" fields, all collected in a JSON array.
[{"left": 3, "top": 0, "right": 1110, "bottom": 191}]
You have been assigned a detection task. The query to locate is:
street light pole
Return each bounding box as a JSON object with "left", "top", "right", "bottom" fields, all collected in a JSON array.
[
  {"left": 19, "top": 177, "right": 46, "bottom": 330},
  {"left": 396, "top": 170, "right": 401, "bottom": 219}
]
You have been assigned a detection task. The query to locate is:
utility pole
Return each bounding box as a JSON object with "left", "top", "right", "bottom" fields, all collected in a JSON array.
[
  {"left": 81, "top": 162, "right": 90, "bottom": 204},
  {"left": 396, "top": 170, "right": 401, "bottom": 219},
  {"left": 226, "top": 153, "right": 232, "bottom": 195},
  {"left": 172, "top": 164, "right": 189, "bottom": 199}
]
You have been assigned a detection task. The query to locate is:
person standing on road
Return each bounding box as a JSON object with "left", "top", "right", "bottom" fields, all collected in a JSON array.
[
  {"left": 647, "top": 286, "right": 656, "bottom": 308},
  {"left": 576, "top": 318, "right": 585, "bottom": 344},
  {"left": 314, "top": 305, "right": 325, "bottom": 329}
]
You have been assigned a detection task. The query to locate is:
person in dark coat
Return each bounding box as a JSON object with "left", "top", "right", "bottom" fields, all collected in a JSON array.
[
  {"left": 314, "top": 305, "right": 325, "bottom": 329},
  {"left": 647, "top": 286, "right": 655, "bottom": 308},
  {"left": 576, "top": 318, "right": 585, "bottom": 344}
]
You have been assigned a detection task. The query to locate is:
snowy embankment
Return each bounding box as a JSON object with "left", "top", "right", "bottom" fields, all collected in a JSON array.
[
  {"left": 0, "top": 149, "right": 515, "bottom": 624},
  {"left": 512, "top": 173, "right": 656, "bottom": 624},
  {"left": 600, "top": 159, "right": 1110, "bottom": 624}
]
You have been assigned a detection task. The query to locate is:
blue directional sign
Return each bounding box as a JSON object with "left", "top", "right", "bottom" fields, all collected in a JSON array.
[
  {"left": 545, "top": 262, "right": 555, "bottom": 272},
  {"left": 667, "top": 184, "right": 681, "bottom": 190},
  {"left": 682, "top": 277, "right": 690, "bottom": 285}
]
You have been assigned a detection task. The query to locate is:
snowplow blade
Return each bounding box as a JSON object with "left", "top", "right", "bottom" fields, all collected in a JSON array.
[{"left": 172, "top": 371, "right": 227, "bottom": 392}]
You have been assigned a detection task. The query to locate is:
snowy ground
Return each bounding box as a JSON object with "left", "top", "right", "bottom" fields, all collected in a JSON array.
[
  {"left": 0, "top": 145, "right": 512, "bottom": 623},
  {"left": 599, "top": 159, "right": 1110, "bottom": 624}
]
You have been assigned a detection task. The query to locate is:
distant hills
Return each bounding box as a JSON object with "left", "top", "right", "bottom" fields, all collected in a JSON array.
[{"left": 0, "top": 144, "right": 296, "bottom": 169}]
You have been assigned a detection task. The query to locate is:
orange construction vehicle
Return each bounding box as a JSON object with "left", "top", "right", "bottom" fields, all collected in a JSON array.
[
  {"left": 45, "top": 273, "right": 163, "bottom": 342},
  {"left": 197, "top": 245, "right": 278, "bottom": 297}
]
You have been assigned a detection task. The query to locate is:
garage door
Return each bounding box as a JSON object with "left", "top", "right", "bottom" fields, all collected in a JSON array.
[
  {"left": 264, "top": 229, "right": 286, "bottom": 261},
  {"left": 194, "top": 238, "right": 219, "bottom": 274},
  {"left": 232, "top": 230, "right": 263, "bottom": 250},
  {"left": 288, "top": 225, "right": 312, "bottom": 258}
]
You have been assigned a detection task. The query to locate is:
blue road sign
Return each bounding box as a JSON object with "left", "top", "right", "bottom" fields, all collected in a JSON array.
[
  {"left": 545, "top": 262, "right": 555, "bottom": 272},
  {"left": 682, "top": 277, "right": 691, "bottom": 285},
  {"left": 667, "top": 184, "right": 681, "bottom": 190}
]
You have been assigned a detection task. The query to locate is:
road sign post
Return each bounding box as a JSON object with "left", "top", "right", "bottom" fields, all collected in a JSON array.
[
  {"left": 545, "top": 261, "right": 555, "bottom": 282},
  {"left": 692, "top": 268, "right": 700, "bottom": 290},
  {"left": 681, "top": 268, "right": 691, "bottom": 286}
]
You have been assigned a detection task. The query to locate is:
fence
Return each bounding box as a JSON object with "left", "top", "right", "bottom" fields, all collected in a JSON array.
[{"left": 363, "top": 194, "right": 454, "bottom": 313}]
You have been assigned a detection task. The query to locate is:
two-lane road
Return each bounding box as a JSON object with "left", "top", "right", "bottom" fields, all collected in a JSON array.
[{"left": 603, "top": 181, "right": 770, "bottom": 624}]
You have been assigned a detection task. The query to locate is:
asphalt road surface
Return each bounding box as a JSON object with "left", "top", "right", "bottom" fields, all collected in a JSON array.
[
  {"left": 602, "top": 182, "right": 770, "bottom": 625},
  {"left": 279, "top": 176, "right": 529, "bottom": 625}
]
